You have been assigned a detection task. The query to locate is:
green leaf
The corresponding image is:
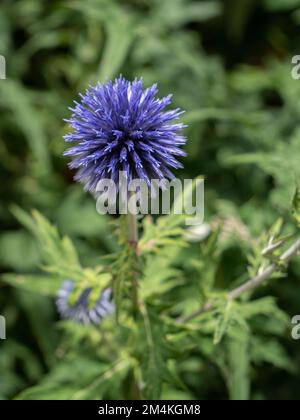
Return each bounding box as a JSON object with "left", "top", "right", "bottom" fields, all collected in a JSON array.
[
  {"left": 292, "top": 186, "right": 300, "bottom": 227},
  {"left": 2, "top": 273, "right": 62, "bottom": 296},
  {"left": 151, "top": 0, "right": 221, "bottom": 29},
  {"left": 213, "top": 300, "right": 250, "bottom": 345},
  {"left": 31, "top": 210, "right": 83, "bottom": 282},
  {"left": 241, "top": 297, "right": 289, "bottom": 325},
  {"left": 0, "top": 230, "right": 40, "bottom": 271},
  {"left": 55, "top": 187, "right": 114, "bottom": 246},
  {"left": 227, "top": 328, "right": 250, "bottom": 400},
  {"left": 251, "top": 337, "right": 294, "bottom": 372},
  {"left": 139, "top": 306, "right": 174, "bottom": 399},
  {"left": 140, "top": 255, "right": 182, "bottom": 300},
  {"left": 71, "top": 0, "right": 136, "bottom": 82},
  {"left": 15, "top": 356, "right": 130, "bottom": 400},
  {"left": 15, "top": 288, "right": 57, "bottom": 367},
  {"left": 0, "top": 80, "right": 50, "bottom": 172},
  {"left": 214, "top": 300, "right": 234, "bottom": 345},
  {"left": 264, "top": 0, "right": 300, "bottom": 11}
]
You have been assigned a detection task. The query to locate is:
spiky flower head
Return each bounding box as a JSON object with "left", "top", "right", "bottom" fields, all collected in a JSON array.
[
  {"left": 64, "top": 76, "right": 187, "bottom": 191},
  {"left": 56, "top": 280, "right": 114, "bottom": 325}
]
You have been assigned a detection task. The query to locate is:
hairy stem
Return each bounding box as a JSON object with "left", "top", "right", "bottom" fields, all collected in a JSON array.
[
  {"left": 127, "top": 192, "right": 139, "bottom": 312},
  {"left": 178, "top": 238, "right": 300, "bottom": 323}
]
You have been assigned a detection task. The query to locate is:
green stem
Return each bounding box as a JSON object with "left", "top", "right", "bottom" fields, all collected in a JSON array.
[
  {"left": 177, "top": 237, "right": 300, "bottom": 323},
  {"left": 127, "top": 192, "right": 139, "bottom": 313}
]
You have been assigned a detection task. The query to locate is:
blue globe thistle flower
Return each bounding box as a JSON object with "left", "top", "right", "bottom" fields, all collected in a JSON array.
[
  {"left": 64, "top": 76, "right": 187, "bottom": 191},
  {"left": 56, "top": 280, "right": 114, "bottom": 325}
]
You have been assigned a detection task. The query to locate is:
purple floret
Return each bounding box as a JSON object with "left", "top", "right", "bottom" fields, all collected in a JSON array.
[{"left": 56, "top": 280, "right": 114, "bottom": 325}]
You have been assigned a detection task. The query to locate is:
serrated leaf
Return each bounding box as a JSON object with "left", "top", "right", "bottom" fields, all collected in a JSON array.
[
  {"left": 0, "top": 231, "right": 40, "bottom": 270},
  {"left": 71, "top": 0, "right": 135, "bottom": 82},
  {"left": 227, "top": 328, "right": 250, "bottom": 400},
  {"left": 15, "top": 356, "right": 129, "bottom": 400},
  {"left": 292, "top": 186, "right": 300, "bottom": 227},
  {"left": 241, "top": 297, "right": 289, "bottom": 325},
  {"left": 251, "top": 337, "right": 294, "bottom": 372},
  {"left": 0, "top": 80, "right": 50, "bottom": 171},
  {"left": 1, "top": 273, "right": 62, "bottom": 296}
]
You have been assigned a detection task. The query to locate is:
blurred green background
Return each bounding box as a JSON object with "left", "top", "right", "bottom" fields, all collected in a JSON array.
[{"left": 1, "top": 0, "right": 300, "bottom": 400}]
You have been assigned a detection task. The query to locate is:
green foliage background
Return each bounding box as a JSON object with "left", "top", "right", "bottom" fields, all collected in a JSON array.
[{"left": 1, "top": 0, "right": 300, "bottom": 400}]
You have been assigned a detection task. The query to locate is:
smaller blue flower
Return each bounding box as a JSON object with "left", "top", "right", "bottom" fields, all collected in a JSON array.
[{"left": 56, "top": 280, "right": 114, "bottom": 325}]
